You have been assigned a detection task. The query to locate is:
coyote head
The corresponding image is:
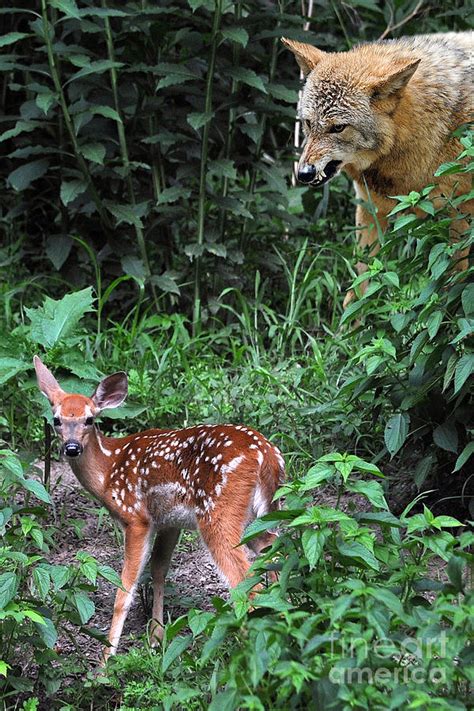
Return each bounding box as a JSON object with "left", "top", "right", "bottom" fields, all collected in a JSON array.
[{"left": 282, "top": 38, "right": 420, "bottom": 187}]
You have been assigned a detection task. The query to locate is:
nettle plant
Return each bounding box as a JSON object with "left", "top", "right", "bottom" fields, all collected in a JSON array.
[
  {"left": 338, "top": 135, "right": 473, "bottom": 498},
  {"left": 97, "top": 454, "right": 473, "bottom": 711},
  {"left": 0, "top": 448, "right": 122, "bottom": 704}
]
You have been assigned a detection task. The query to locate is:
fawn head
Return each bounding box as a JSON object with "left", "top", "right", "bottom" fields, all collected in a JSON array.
[{"left": 33, "top": 356, "right": 128, "bottom": 459}]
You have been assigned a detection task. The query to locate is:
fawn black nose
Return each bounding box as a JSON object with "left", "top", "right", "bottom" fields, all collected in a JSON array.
[
  {"left": 297, "top": 164, "right": 317, "bottom": 184},
  {"left": 63, "top": 441, "right": 83, "bottom": 458}
]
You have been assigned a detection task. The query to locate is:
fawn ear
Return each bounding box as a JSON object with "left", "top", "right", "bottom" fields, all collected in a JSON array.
[
  {"left": 33, "top": 356, "right": 64, "bottom": 405},
  {"left": 92, "top": 372, "right": 128, "bottom": 411},
  {"left": 281, "top": 38, "right": 325, "bottom": 76},
  {"left": 370, "top": 58, "right": 420, "bottom": 99}
]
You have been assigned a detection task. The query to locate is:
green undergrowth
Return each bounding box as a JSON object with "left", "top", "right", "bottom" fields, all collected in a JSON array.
[{"left": 70, "top": 457, "right": 474, "bottom": 711}]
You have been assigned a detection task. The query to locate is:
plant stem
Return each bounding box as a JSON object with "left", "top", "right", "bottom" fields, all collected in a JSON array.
[
  {"left": 40, "top": 0, "right": 112, "bottom": 230},
  {"left": 192, "top": 0, "right": 222, "bottom": 336},
  {"left": 101, "top": 0, "right": 159, "bottom": 310}
]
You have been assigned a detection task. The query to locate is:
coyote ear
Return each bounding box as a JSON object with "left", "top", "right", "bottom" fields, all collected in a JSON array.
[
  {"left": 370, "top": 58, "right": 420, "bottom": 99},
  {"left": 281, "top": 38, "right": 325, "bottom": 76},
  {"left": 33, "top": 356, "right": 65, "bottom": 405}
]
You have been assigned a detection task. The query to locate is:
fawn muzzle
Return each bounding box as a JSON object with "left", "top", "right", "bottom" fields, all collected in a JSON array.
[{"left": 62, "top": 440, "right": 83, "bottom": 458}]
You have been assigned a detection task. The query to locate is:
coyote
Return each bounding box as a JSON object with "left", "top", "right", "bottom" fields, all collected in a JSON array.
[{"left": 283, "top": 32, "right": 473, "bottom": 304}]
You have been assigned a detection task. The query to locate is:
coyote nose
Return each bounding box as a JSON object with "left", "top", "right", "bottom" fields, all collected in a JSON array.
[
  {"left": 297, "top": 164, "right": 317, "bottom": 184},
  {"left": 63, "top": 441, "right": 83, "bottom": 458}
]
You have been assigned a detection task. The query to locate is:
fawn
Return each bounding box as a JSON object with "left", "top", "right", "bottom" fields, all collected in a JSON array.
[{"left": 33, "top": 356, "right": 285, "bottom": 660}]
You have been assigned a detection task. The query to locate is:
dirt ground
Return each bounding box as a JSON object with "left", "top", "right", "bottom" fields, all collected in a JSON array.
[{"left": 45, "top": 460, "right": 228, "bottom": 665}]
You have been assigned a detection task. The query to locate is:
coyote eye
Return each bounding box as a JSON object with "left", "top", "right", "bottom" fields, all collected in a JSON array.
[
  {"left": 85, "top": 417, "right": 94, "bottom": 426},
  {"left": 53, "top": 417, "right": 61, "bottom": 427},
  {"left": 330, "top": 123, "right": 348, "bottom": 133}
]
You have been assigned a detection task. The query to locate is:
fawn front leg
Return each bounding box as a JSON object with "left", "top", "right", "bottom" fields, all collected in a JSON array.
[
  {"left": 104, "top": 523, "right": 154, "bottom": 662},
  {"left": 149, "top": 527, "right": 180, "bottom": 646}
]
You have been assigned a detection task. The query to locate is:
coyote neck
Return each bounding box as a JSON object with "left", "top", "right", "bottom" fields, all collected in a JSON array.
[{"left": 69, "top": 428, "right": 114, "bottom": 498}]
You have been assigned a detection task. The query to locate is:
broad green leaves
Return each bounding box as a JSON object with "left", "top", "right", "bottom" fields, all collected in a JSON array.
[
  {"left": 7, "top": 159, "right": 50, "bottom": 191},
  {"left": 25, "top": 287, "right": 95, "bottom": 348},
  {"left": 384, "top": 414, "right": 410, "bottom": 458}
]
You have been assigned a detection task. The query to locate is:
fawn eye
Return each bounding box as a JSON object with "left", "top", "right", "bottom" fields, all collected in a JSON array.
[
  {"left": 330, "top": 123, "right": 348, "bottom": 134},
  {"left": 85, "top": 417, "right": 94, "bottom": 426},
  {"left": 53, "top": 417, "right": 61, "bottom": 427}
]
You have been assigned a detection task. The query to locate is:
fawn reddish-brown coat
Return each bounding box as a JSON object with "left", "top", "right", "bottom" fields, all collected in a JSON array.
[{"left": 34, "top": 356, "right": 284, "bottom": 661}]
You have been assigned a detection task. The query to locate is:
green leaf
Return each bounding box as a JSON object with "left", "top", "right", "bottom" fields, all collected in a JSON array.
[
  {"left": 22, "top": 479, "right": 51, "bottom": 504},
  {"left": 25, "top": 287, "right": 95, "bottom": 348},
  {"left": 33, "top": 567, "right": 51, "bottom": 599},
  {"left": 0, "top": 32, "right": 29, "bottom": 47},
  {"left": 188, "top": 611, "right": 214, "bottom": 637},
  {"left": 121, "top": 255, "right": 145, "bottom": 281},
  {"left": 48, "top": 565, "right": 70, "bottom": 590},
  {"left": 89, "top": 105, "right": 122, "bottom": 123},
  {"left": 0, "top": 119, "right": 37, "bottom": 144},
  {"left": 0, "top": 572, "right": 18, "bottom": 609},
  {"left": 433, "top": 421, "right": 458, "bottom": 454},
  {"left": 336, "top": 539, "right": 379, "bottom": 570},
  {"left": 453, "top": 442, "right": 474, "bottom": 472},
  {"left": 208, "top": 159, "right": 237, "bottom": 180},
  {"left": 346, "top": 481, "right": 388, "bottom": 510},
  {"left": 228, "top": 67, "right": 267, "bottom": 93},
  {"left": 36, "top": 90, "right": 57, "bottom": 115},
  {"left": 45, "top": 235, "right": 73, "bottom": 270},
  {"left": 60, "top": 179, "right": 88, "bottom": 206},
  {"left": 157, "top": 186, "right": 192, "bottom": 205},
  {"left": 0, "top": 357, "right": 30, "bottom": 385},
  {"left": 462, "top": 284, "right": 474, "bottom": 317},
  {"left": 384, "top": 413, "right": 410, "bottom": 458},
  {"left": 301, "top": 529, "right": 330, "bottom": 570},
  {"left": 68, "top": 60, "right": 124, "bottom": 83},
  {"left": 105, "top": 202, "right": 143, "bottom": 228},
  {"left": 152, "top": 273, "right": 180, "bottom": 295},
  {"left": 162, "top": 635, "right": 192, "bottom": 674},
  {"left": 447, "top": 555, "right": 464, "bottom": 592},
  {"left": 79, "top": 142, "right": 106, "bottom": 165},
  {"left": 188, "top": 0, "right": 214, "bottom": 10},
  {"left": 0, "top": 661, "right": 9, "bottom": 677},
  {"left": 454, "top": 353, "right": 473, "bottom": 394},
  {"left": 49, "top": 0, "right": 81, "bottom": 18},
  {"left": 187, "top": 111, "right": 214, "bottom": 131},
  {"left": 7, "top": 159, "right": 50, "bottom": 191},
  {"left": 97, "top": 565, "right": 123, "bottom": 588},
  {"left": 35, "top": 617, "right": 58, "bottom": 648},
  {"left": 221, "top": 27, "right": 249, "bottom": 47},
  {"left": 299, "top": 465, "right": 334, "bottom": 491},
  {"left": 414, "top": 454, "right": 435, "bottom": 489},
  {"left": 73, "top": 592, "right": 95, "bottom": 624},
  {"left": 434, "top": 161, "right": 462, "bottom": 176},
  {"left": 426, "top": 310, "right": 443, "bottom": 340},
  {"left": 392, "top": 213, "right": 418, "bottom": 231},
  {"left": 267, "top": 83, "right": 298, "bottom": 103}
]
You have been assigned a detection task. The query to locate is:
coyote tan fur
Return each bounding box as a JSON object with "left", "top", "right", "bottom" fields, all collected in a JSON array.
[{"left": 283, "top": 32, "right": 473, "bottom": 304}]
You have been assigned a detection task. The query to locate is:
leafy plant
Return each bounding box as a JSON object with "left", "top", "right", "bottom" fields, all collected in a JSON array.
[{"left": 0, "top": 448, "right": 122, "bottom": 705}]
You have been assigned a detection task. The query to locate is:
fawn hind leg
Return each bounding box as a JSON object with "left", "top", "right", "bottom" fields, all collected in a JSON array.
[
  {"left": 198, "top": 514, "right": 253, "bottom": 589},
  {"left": 149, "top": 527, "right": 180, "bottom": 645}
]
